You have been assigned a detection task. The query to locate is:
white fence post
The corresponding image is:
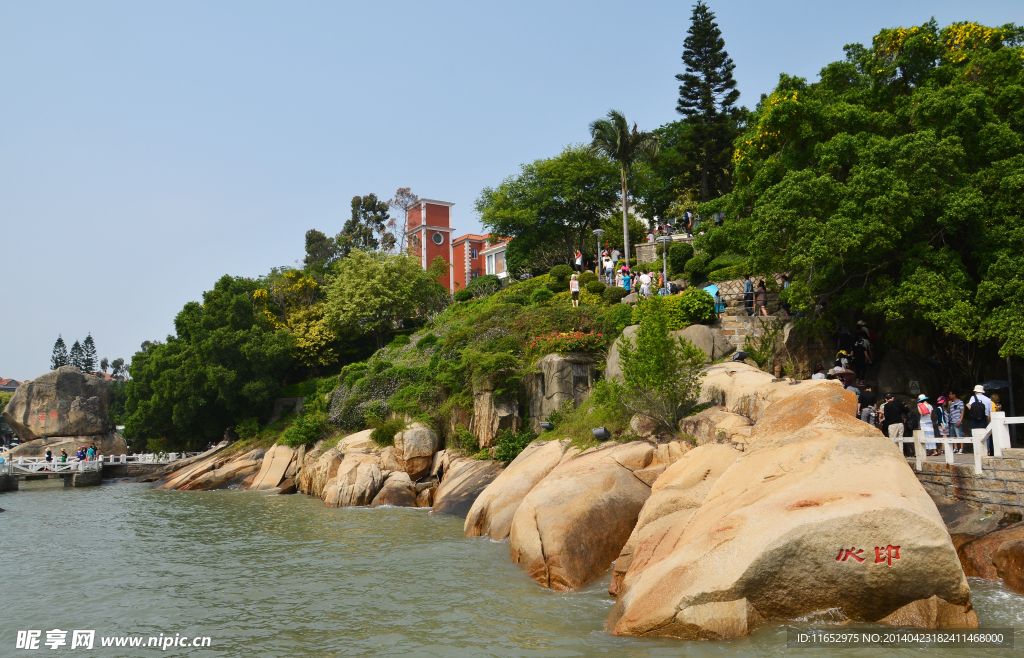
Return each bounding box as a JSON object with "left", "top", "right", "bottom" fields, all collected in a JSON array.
[
  {"left": 971, "top": 428, "right": 988, "bottom": 475},
  {"left": 991, "top": 412, "right": 1011, "bottom": 457},
  {"left": 912, "top": 430, "right": 925, "bottom": 471}
]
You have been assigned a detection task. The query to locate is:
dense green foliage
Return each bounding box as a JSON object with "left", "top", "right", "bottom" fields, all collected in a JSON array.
[
  {"left": 124, "top": 275, "right": 296, "bottom": 449},
  {"left": 698, "top": 20, "right": 1024, "bottom": 370},
  {"left": 612, "top": 296, "right": 707, "bottom": 430},
  {"left": 477, "top": 146, "right": 619, "bottom": 272},
  {"left": 493, "top": 428, "right": 535, "bottom": 462},
  {"left": 631, "top": 288, "right": 716, "bottom": 329}
]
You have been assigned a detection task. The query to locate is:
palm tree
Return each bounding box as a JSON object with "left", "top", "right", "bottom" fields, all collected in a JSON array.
[{"left": 588, "top": 110, "right": 659, "bottom": 266}]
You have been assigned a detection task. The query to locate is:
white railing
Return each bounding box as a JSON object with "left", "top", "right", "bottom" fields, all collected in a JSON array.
[
  {"left": 96, "top": 453, "right": 187, "bottom": 464},
  {"left": 5, "top": 457, "right": 102, "bottom": 475},
  {"left": 902, "top": 411, "right": 1023, "bottom": 475}
]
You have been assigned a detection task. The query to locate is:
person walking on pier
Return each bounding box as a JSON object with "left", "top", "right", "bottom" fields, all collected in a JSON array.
[
  {"left": 60, "top": 449, "right": 67, "bottom": 463},
  {"left": 86, "top": 445, "right": 95, "bottom": 461}
]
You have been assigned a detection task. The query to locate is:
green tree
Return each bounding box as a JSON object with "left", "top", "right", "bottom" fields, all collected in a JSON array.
[
  {"left": 100, "top": 357, "right": 109, "bottom": 374},
  {"left": 50, "top": 335, "right": 69, "bottom": 370},
  {"left": 612, "top": 295, "right": 706, "bottom": 430},
  {"left": 81, "top": 333, "right": 98, "bottom": 373},
  {"left": 122, "top": 275, "right": 296, "bottom": 449},
  {"left": 69, "top": 340, "right": 84, "bottom": 371},
  {"left": 324, "top": 250, "right": 449, "bottom": 349},
  {"left": 303, "top": 229, "right": 339, "bottom": 271},
  {"left": 588, "top": 110, "right": 660, "bottom": 265},
  {"left": 676, "top": 1, "right": 742, "bottom": 202},
  {"left": 700, "top": 19, "right": 1024, "bottom": 380},
  {"left": 477, "top": 145, "right": 620, "bottom": 271},
  {"left": 338, "top": 194, "right": 391, "bottom": 257},
  {"left": 110, "top": 357, "right": 127, "bottom": 379}
]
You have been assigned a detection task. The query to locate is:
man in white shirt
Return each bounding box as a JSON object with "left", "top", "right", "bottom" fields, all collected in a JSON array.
[
  {"left": 811, "top": 365, "right": 827, "bottom": 380},
  {"left": 968, "top": 384, "right": 994, "bottom": 454}
]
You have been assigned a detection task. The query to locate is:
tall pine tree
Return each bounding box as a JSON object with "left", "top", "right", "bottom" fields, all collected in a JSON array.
[
  {"left": 81, "top": 333, "right": 98, "bottom": 373},
  {"left": 69, "top": 340, "right": 84, "bottom": 371},
  {"left": 675, "top": 1, "right": 741, "bottom": 201},
  {"left": 50, "top": 335, "right": 69, "bottom": 370}
]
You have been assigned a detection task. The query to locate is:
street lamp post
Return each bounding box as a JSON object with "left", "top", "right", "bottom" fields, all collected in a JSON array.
[
  {"left": 657, "top": 233, "right": 672, "bottom": 295},
  {"left": 592, "top": 228, "right": 606, "bottom": 281}
]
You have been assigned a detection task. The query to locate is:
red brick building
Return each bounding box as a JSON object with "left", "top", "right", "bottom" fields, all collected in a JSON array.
[
  {"left": 407, "top": 199, "right": 456, "bottom": 290},
  {"left": 407, "top": 199, "right": 512, "bottom": 291}
]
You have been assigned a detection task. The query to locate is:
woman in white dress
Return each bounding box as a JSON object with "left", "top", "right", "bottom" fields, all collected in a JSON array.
[{"left": 917, "top": 394, "right": 937, "bottom": 455}]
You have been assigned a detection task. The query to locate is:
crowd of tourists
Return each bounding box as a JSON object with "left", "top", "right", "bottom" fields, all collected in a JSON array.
[
  {"left": 812, "top": 320, "right": 1006, "bottom": 458},
  {"left": 40, "top": 444, "right": 100, "bottom": 466}
]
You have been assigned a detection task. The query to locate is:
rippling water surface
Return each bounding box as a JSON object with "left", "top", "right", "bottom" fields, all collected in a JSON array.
[{"left": 2, "top": 479, "right": 1023, "bottom": 657}]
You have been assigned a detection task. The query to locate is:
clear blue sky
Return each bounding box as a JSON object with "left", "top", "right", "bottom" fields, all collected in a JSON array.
[{"left": 1, "top": 0, "right": 1019, "bottom": 380}]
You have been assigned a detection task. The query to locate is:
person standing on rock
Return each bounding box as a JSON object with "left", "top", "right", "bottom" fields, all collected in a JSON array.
[
  {"left": 948, "top": 391, "right": 966, "bottom": 454},
  {"left": 851, "top": 334, "right": 872, "bottom": 386}
]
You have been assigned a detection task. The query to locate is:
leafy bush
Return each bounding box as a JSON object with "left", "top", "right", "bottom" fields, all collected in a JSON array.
[
  {"left": 606, "top": 303, "right": 634, "bottom": 332},
  {"left": 369, "top": 417, "right": 406, "bottom": 447},
  {"left": 538, "top": 383, "right": 631, "bottom": 448},
  {"left": 586, "top": 280, "right": 606, "bottom": 295},
  {"left": 609, "top": 295, "right": 706, "bottom": 431},
  {"left": 390, "top": 334, "right": 411, "bottom": 347},
  {"left": 579, "top": 271, "right": 598, "bottom": 285},
  {"left": 280, "top": 411, "right": 329, "bottom": 447},
  {"left": 709, "top": 265, "right": 745, "bottom": 282},
  {"left": 454, "top": 288, "right": 473, "bottom": 302},
  {"left": 669, "top": 242, "right": 694, "bottom": 276},
  {"left": 631, "top": 288, "right": 716, "bottom": 329},
  {"left": 468, "top": 274, "right": 502, "bottom": 298},
  {"left": 531, "top": 287, "right": 554, "bottom": 304},
  {"left": 448, "top": 426, "right": 479, "bottom": 453},
  {"left": 684, "top": 252, "right": 712, "bottom": 285},
  {"left": 549, "top": 264, "right": 572, "bottom": 281},
  {"left": 636, "top": 261, "right": 662, "bottom": 274},
  {"left": 493, "top": 428, "right": 535, "bottom": 462},
  {"left": 504, "top": 294, "right": 529, "bottom": 305},
  {"left": 603, "top": 286, "right": 629, "bottom": 304},
  {"left": 546, "top": 278, "right": 570, "bottom": 293},
  {"left": 416, "top": 333, "right": 439, "bottom": 350},
  {"left": 708, "top": 253, "right": 746, "bottom": 270},
  {"left": 527, "top": 331, "right": 606, "bottom": 357},
  {"left": 235, "top": 417, "right": 260, "bottom": 440}
]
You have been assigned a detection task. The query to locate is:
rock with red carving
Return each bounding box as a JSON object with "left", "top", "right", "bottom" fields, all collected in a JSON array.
[{"left": 607, "top": 385, "right": 976, "bottom": 640}]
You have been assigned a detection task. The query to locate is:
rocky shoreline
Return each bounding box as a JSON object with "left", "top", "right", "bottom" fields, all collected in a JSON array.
[{"left": 136, "top": 362, "right": 1024, "bottom": 640}]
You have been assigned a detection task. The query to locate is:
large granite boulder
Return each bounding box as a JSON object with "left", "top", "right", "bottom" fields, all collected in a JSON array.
[
  {"left": 5, "top": 432, "right": 128, "bottom": 458},
  {"left": 298, "top": 447, "right": 343, "bottom": 499},
  {"left": 3, "top": 366, "right": 113, "bottom": 440},
  {"left": 249, "top": 445, "right": 296, "bottom": 491},
  {"left": 508, "top": 441, "right": 655, "bottom": 591},
  {"left": 679, "top": 407, "right": 753, "bottom": 450},
  {"left": 393, "top": 422, "right": 439, "bottom": 480},
  {"left": 697, "top": 361, "right": 839, "bottom": 422},
  {"left": 465, "top": 439, "right": 572, "bottom": 540},
  {"left": 323, "top": 453, "right": 385, "bottom": 507},
  {"left": 606, "top": 325, "right": 732, "bottom": 382},
  {"left": 472, "top": 388, "right": 522, "bottom": 448},
  {"left": 433, "top": 457, "right": 504, "bottom": 517},
  {"left": 993, "top": 540, "right": 1024, "bottom": 595},
  {"left": 956, "top": 522, "right": 1024, "bottom": 579},
  {"left": 607, "top": 386, "right": 976, "bottom": 640},
  {"left": 609, "top": 444, "right": 741, "bottom": 596},
  {"left": 370, "top": 472, "right": 418, "bottom": 507},
  {"left": 179, "top": 450, "right": 263, "bottom": 491},
  {"left": 523, "top": 354, "right": 596, "bottom": 433}
]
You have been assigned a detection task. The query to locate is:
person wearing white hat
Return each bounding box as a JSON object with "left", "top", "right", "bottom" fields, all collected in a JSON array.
[
  {"left": 916, "top": 394, "right": 937, "bottom": 455},
  {"left": 968, "top": 385, "right": 993, "bottom": 428}
]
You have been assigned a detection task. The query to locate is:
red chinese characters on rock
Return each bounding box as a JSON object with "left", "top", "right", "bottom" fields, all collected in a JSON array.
[
  {"left": 49, "top": 411, "right": 58, "bottom": 419},
  {"left": 875, "top": 544, "right": 901, "bottom": 566},
  {"left": 836, "top": 545, "right": 901, "bottom": 566}
]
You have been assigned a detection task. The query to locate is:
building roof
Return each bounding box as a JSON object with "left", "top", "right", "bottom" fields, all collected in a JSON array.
[
  {"left": 452, "top": 233, "right": 490, "bottom": 245},
  {"left": 0, "top": 378, "right": 22, "bottom": 387},
  {"left": 418, "top": 199, "right": 455, "bottom": 207},
  {"left": 480, "top": 237, "right": 512, "bottom": 255}
]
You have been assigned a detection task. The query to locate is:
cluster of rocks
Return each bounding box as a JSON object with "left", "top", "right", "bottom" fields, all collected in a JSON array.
[
  {"left": 466, "top": 363, "right": 978, "bottom": 639},
  {"left": 1, "top": 366, "right": 128, "bottom": 458},
  {"left": 151, "top": 360, "right": 995, "bottom": 642},
  {"left": 152, "top": 422, "right": 506, "bottom": 517}
]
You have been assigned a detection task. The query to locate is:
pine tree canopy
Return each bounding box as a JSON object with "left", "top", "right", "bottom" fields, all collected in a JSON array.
[
  {"left": 50, "top": 335, "right": 69, "bottom": 370},
  {"left": 69, "top": 341, "right": 84, "bottom": 371},
  {"left": 676, "top": 1, "right": 739, "bottom": 121},
  {"left": 81, "top": 333, "right": 98, "bottom": 373}
]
